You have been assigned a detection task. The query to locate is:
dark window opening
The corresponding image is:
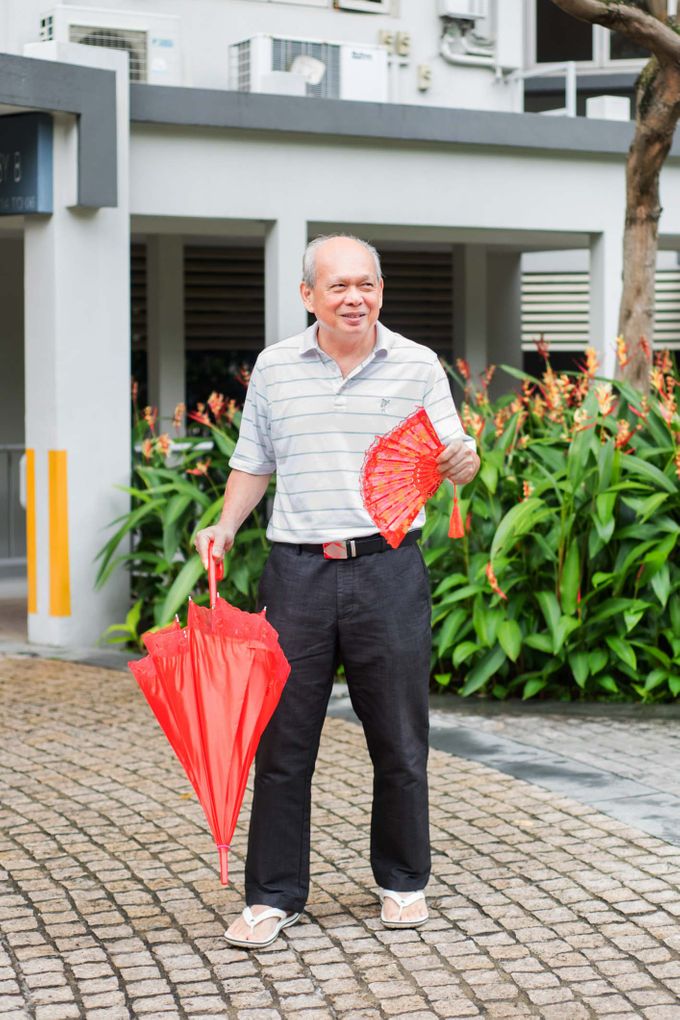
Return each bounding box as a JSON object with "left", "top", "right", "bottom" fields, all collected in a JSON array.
[{"left": 536, "top": 0, "right": 592, "bottom": 63}]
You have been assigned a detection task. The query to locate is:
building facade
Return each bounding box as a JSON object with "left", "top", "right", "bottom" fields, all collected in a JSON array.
[{"left": 1, "top": 0, "right": 679, "bottom": 646}]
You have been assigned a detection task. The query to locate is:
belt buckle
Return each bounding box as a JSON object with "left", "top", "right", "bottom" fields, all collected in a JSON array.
[{"left": 323, "top": 541, "right": 349, "bottom": 560}]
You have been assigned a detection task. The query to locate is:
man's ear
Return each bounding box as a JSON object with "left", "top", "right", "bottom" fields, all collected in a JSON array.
[
  {"left": 378, "top": 277, "right": 384, "bottom": 309},
  {"left": 300, "top": 281, "right": 314, "bottom": 313}
]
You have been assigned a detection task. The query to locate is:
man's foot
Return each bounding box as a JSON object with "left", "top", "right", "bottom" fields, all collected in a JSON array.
[
  {"left": 379, "top": 889, "right": 428, "bottom": 929},
  {"left": 224, "top": 904, "right": 300, "bottom": 948}
]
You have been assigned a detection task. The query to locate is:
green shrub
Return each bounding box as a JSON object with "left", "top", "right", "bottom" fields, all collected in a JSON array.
[{"left": 425, "top": 344, "right": 680, "bottom": 701}]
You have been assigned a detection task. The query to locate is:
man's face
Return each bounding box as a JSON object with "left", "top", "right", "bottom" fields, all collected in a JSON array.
[{"left": 300, "top": 238, "right": 384, "bottom": 344}]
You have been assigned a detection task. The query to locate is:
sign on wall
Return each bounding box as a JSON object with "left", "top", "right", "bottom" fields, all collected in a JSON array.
[{"left": 0, "top": 112, "right": 53, "bottom": 216}]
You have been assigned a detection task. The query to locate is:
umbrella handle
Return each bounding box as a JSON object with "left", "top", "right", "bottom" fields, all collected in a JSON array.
[
  {"left": 217, "top": 844, "right": 230, "bottom": 885},
  {"left": 207, "top": 539, "right": 224, "bottom": 609}
]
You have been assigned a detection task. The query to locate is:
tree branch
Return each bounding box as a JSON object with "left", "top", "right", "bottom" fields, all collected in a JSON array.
[{"left": 549, "top": 1, "right": 680, "bottom": 65}]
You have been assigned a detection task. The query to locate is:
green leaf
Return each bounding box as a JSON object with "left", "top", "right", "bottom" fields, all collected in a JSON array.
[
  {"left": 437, "top": 609, "right": 468, "bottom": 658},
  {"left": 598, "top": 675, "right": 619, "bottom": 694},
  {"left": 570, "top": 651, "right": 589, "bottom": 688},
  {"left": 651, "top": 563, "right": 671, "bottom": 609},
  {"left": 432, "top": 573, "right": 469, "bottom": 598},
  {"left": 588, "top": 598, "right": 652, "bottom": 626},
  {"left": 460, "top": 644, "right": 506, "bottom": 697},
  {"left": 453, "top": 641, "right": 481, "bottom": 668},
  {"left": 622, "top": 456, "right": 677, "bottom": 494},
  {"left": 156, "top": 555, "right": 205, "bottom": 626},
  {"left": 588, "top": 649, "right": 608, "bottom": 675},
  {"left": 498, "top": 620, "right": 522, "bottom": 662},
  {"left": 596, "top": 491, "right": 617, "bottom": 525},
  {"left": 523, "top": 678, "right": 548, "bottom": 700},
  {"left": 645, "top": 668, "right": 668, "bottom": 692},
  {"left": 644, "top": 532, "right": 678, "bottom": 572},
  {"left": 230, "top": 561, "right": 251, "bottom": 596},
  {"left": 560, "top": 541, "right": 580, "bottom": 616},
  {"left": 536, "top": 591, "right": 560, "bottom": 638},
  {"left": 434, "top": 673, "right": 452, "bottom": 688},
  {"left": 668, "top": 675, "right": 680, "bottom": 698},
  {"left": 524, "top": 633, "right": 554, "bottom": 654},
  {"left": 480, "top": 460, "right": 498, "bottom": 494},
  {"left": 554, "top": 616, "right": 580, "bottom": 656},
  {"left": 606, "top": 635, "right": 637, "bottom": 671},
  {"left": 490, "top": 498, "right": 553, "bottom": 562}
]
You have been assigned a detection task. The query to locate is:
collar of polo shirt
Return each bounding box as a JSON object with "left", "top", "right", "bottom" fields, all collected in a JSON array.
[{"left": 299, "top": 320, "right": 394, "bottom": 358}]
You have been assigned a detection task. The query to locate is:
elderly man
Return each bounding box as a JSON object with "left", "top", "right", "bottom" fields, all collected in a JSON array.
[{"left": 196, "top": 234, "right": 479, "bottom": 948}]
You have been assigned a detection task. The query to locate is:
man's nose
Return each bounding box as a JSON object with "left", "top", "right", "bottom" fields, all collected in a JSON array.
[{"left": 345, "top": 287, "right": 363, "bottom": 304}]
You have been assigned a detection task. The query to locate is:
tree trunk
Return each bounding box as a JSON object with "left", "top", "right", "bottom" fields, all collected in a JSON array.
[{"left": 618, "top": 59, "right": 680, "bottom": 389}]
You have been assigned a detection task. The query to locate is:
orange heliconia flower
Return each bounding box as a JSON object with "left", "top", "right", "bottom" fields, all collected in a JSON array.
[
  {"left": 521, "top": 480, "right": 534, "bottom": 501},
  {"left": 614, "top": 419, "right": 635, "bottom": 452},
  {"left": 156, "top": 433, "right": 172, "bottom": 458},
  {"left": 494, "top": 408, "right": 510, "bottom": 437},
  {"left": 582, "top": 347, "right": 599, "bottom": 378},
  {"left": 207, "top": 391, "right": 226, "bottom": 419},
  {"left": 595, "top": 383, "right": 616, "bottom": 417},
  {"left": 485, "top": 562, "right": 508, "bottom": 601},
  {"left": 674, "top": 443, "right": 680, "bottom": 481},
  {"left": 572, "top": 407, "right": 592, "bottom": 432},
  {"left": 638, "top": 336, "right": 652, "bottom": 362},
  {"left": 659, "top": 390, "right": 677, "bottom": 426},
  {"left": 235, "top": 366, "right": 251, "bottom": 388},
  {"left": 462, "top": 403, "right": 485, "bottom": 439},
  {"left": 456, "top": 357, "right": 471, "bottom": 381},
  {"left": 225, "top": 398, "right": 238, "bottom": 423},
  {"left": 655, "top": 349, "right": 673, "bottom": 374},
  {"left": 186, "top": 458, "right": 211, "bottom": 476},
  {"left": 172, "top": 402, "right": 185, "bottom": 432},
  {"left": 141, "top": 438, "right": 153, "bottom": 461},
  {"left": 143, "top": 405, "right": 158, "bottom": 433},
  {"left": 188, "top": 402, "right": 211, "bottom": 427},
  {"left": 615, "top": 335, "right": 629, "bottom": 368},
  {"left": 534, "top": 335, "right": 550, "bottom": 361}
]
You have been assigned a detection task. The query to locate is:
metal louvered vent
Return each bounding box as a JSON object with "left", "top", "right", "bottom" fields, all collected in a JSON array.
[
  {"left": 184, "top": 246, "right": 265, "bottom": 352},
  {"left": 522, "top": 269, "right": 680, "bottom": 352},
  {"left": 379, "top": 250, "right": 454, "bottom": 359},
  {"left": 271, "top": 38, "right": 341, "bottom": 99},
  {"left": 69, "top": 25, "right": 147, "bottom": 82},
  {"left": 522, "top": 271, "right": 589, "bottom": 351}
]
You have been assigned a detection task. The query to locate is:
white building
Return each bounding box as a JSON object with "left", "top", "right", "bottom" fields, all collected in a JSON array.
[{"left": 1, "top": 0, "right": 679, "bottom": 646}]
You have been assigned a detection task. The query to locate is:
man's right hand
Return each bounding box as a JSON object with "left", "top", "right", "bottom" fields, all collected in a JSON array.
[{"left": 195, "top": 524, "right": 236, "bottom": 570}]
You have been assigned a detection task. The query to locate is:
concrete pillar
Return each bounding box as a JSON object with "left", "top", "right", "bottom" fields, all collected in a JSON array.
[
  {"left": 589, "top": 228, "right": 623, "bottom": 377},
  {"left": 454, "top": 244, "right": 488, "bottom": 380},
  {"left": 487, "top": 251, "right": 523, "bottom": 394},
  {"left": 147, "top": 235, "right": 185, "bottom": 431},
  {"left": 264, "top": 215, "right": 308, "bottom": 345},
  {"left": 22, "top": 43, "right": 130, "bottom": 647}
]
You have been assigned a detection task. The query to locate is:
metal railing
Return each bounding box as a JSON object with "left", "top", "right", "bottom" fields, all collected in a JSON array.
[
  {"left": 508, "top": 61, "right": 578, "bottom": 118},
  {"left": 0, "top": 445, "right": 26, "bottom": 566}
]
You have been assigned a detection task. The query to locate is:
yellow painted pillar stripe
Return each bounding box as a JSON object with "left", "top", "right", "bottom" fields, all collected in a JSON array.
[
  {"left": 25, "top": 449, "right": 37, "bottom": 614},
  {"left": 48, "top": 450, "right": 71, "bottom": 617}
]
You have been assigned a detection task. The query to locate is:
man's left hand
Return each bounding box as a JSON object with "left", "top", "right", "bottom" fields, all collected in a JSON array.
[{"left": 437, "top": 439, "right": 480, "bottom": 485}]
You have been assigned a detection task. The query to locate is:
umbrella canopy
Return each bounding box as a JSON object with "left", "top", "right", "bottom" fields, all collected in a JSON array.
[
  {"left": 360, "top": 407, "right": 463, "bottom": 547},
  {"left": 129, "top": 551, "right": 290, "bottom": 884}
]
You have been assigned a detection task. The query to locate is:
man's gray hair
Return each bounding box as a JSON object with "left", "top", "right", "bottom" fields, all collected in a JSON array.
[{"left": 302, "top": 234, "right": 383, "bottom": 288}]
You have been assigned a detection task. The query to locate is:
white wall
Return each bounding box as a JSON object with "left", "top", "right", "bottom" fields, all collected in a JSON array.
[{"left": 0, "top": 0, "right": 524, "bottom": 111}]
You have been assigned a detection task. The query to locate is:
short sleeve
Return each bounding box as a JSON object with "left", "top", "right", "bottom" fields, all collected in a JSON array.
[
  {"left": 423, "top": 358, "right": 476, "bottom": 452},
  {"left": 229, "top": 359, "right": 276, "bottom": 474}
]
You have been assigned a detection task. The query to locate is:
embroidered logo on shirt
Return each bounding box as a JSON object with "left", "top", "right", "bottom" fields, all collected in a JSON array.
[{"left": 380, "top": 398, "right": 391, "bottom": 412}]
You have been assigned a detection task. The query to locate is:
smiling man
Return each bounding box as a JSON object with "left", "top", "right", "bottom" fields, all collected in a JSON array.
[{"left": 196, "top": 234, "right": 479, "bottom": 948}]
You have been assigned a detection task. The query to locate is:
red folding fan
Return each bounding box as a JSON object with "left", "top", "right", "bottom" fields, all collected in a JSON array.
[{"left": 360, "top": 407, "right": 464, "bottom": 549}]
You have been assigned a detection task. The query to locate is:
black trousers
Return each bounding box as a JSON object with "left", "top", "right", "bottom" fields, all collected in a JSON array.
[{"left": 244, "top": 540, "right": 432, "bottom": 913}]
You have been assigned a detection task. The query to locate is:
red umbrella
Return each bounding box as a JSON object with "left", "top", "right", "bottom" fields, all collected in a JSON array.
[
  {"left": 129, "top": 547, "right": 290, "bottom": 884},
  {"left": 360, "top": 407, "right": 464, "bottom": 548}
]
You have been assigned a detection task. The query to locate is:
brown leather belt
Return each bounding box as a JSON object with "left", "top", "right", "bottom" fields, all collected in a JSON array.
[{"left": 280, "top": 530, "right": 422, "bottom": 559}]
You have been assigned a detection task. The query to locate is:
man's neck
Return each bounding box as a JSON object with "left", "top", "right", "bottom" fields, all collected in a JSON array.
[{"left": 316, "top": 323, "right": 378, "bottom": 368}]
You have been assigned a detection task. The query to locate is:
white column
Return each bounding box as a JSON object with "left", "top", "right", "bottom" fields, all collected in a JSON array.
[
  {"left": 23, "top": 43, "right": 130, "bottom": 647},
  {"left": 589, "top": 228, "right": 623, "bottom": 378},
  {"left": 147, "top": 235, "right": 185, "bottom": 431},
  {"left": 264, "top": 215, "right": 309, "bottom": 345},
  {"left": 487, "top": 251, "right": 523, "bottom": 388},
  {"left": 454, "top": 244, "right": 488, "bottom": 379}
]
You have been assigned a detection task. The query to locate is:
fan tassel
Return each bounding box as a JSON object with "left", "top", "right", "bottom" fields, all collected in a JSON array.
[{"left": 448, "top": 484, "right": 465, "bottom": 540}]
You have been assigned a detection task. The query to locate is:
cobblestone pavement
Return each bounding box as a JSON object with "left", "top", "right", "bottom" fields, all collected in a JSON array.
[{"left": 4, "top": 658, "right": 680, "bottom": 1019}]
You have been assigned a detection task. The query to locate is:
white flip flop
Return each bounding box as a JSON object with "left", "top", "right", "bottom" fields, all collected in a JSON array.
[
  {"left": 224, "top": 906, "right": 301, "bottom": 948},
  {"left": 378, "top": 888, "right": 428, "bottom": 929}
]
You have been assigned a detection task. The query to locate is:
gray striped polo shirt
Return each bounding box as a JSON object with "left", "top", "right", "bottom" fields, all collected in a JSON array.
[{"left": 229, "top": 321, "right": 475, "bottom": 544}]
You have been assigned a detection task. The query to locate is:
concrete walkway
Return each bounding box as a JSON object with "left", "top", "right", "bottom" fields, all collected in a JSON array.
[{"left": 3, "top": 655, "right": 680, "bottom": 1019}]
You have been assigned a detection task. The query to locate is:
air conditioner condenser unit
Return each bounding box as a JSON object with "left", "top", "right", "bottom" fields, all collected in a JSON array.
[
  {"left": 230, "top": 35, "right": 389, "bottom": 103},
  {"left": 40, "top": 5, "right": 182, "bottom": 84}
]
